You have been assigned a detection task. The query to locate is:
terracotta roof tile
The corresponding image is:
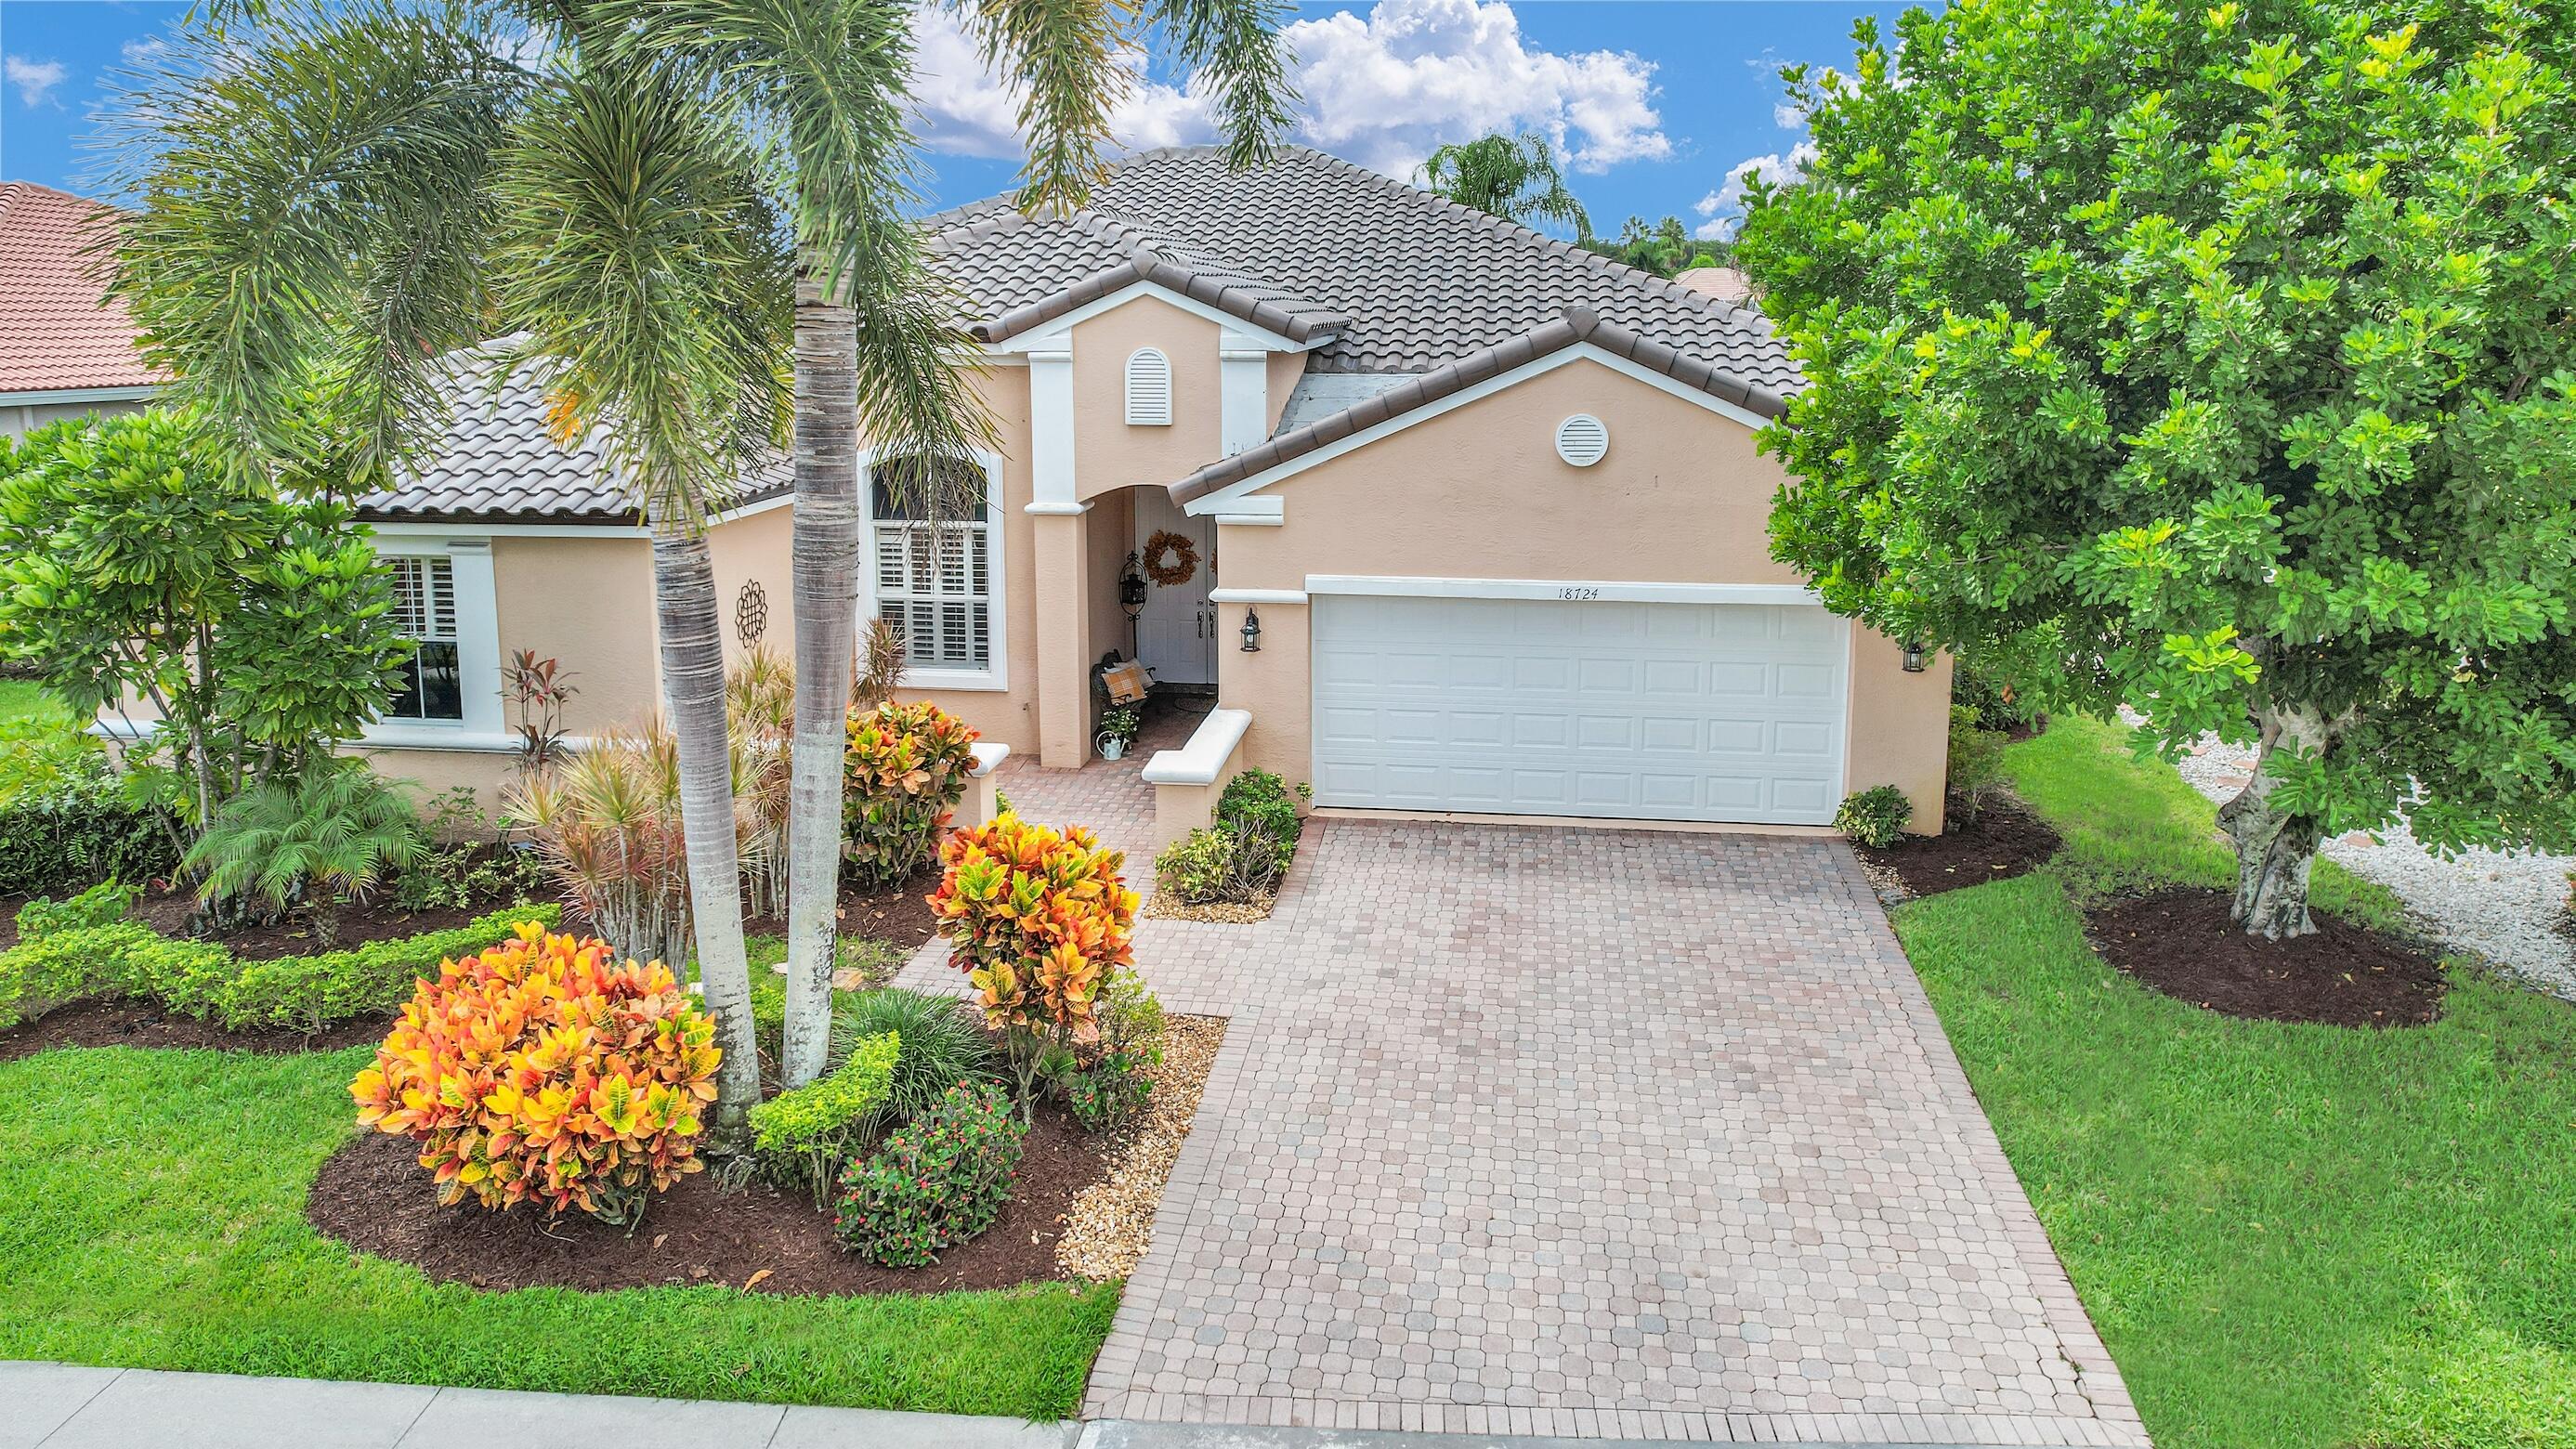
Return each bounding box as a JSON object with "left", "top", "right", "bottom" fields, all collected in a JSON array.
[{"left": 0, "top": 182, "right": 164, "bottom": 396}]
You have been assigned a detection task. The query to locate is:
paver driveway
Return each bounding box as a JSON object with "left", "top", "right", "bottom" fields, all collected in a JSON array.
[{"left": 901, "top": 754, "right": 2147, "bottom": 1447}]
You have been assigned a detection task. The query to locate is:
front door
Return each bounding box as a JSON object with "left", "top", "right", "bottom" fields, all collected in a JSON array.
[{"left": 1133, "top": 487, "right": 1217, "bottom": 687}]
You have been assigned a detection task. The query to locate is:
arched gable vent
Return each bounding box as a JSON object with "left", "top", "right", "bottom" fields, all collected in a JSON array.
[{"left": 1125, "top": 347, "right": 1173, "bottom": 426}]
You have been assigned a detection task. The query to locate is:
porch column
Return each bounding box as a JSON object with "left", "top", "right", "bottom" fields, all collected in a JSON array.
[{"left": 1027, "top": 343, "right": 1091, "bottom": 769}]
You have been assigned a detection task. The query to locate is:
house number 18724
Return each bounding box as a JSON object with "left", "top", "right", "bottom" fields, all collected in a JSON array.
[{"left": 1556, "top": 586, "right": 1602, "bottom": 602}]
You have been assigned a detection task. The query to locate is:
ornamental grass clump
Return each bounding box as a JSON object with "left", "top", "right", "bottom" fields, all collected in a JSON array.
[
  {"left": 843, "top": 700, "right": 979, "bottom": 889},
  {"left": 928, "top": 814, "right": 1137, "bottom": 1111},
  {"left": 350, "top": 921, "right": 721, "bottom": 1227},
  {"left": 508, "top": 724, "right": 692, "bottom": 972},
  {"left": 832, "top": 1078, "right": 1024, "bottom": 1267}
]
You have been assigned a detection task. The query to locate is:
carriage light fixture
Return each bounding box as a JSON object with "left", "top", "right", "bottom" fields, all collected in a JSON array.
[
  {"left": 1901, "top": 640, "right": 1928, "bottom": 673},
  {"left": 1239, "top": 606, "right": 1262, "bottom": 652}
]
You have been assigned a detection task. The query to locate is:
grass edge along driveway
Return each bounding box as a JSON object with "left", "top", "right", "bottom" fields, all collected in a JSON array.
[
  {"left": 0, "top": 1038, "right": 1117, "bottom": 1417},
  {"left": 1903, "top": 718, "right": 2575, "bottom": 1449}
]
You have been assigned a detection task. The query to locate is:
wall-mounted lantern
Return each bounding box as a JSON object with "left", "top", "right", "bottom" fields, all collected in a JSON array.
[
  {"left": 1118, "top": 552, "right": 1148, "bottom": 620},
  {"left": 1901, "top": 640, "right": 1928, "bottom": 673},
  {"left": 1239, "top": 606, "right": 1262, "bottom": 652}
]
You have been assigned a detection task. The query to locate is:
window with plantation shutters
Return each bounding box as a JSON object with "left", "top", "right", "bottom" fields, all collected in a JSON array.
[
  {"left": 870, "top": 460, "right": 993, "bottom": 674},
  {"left": 386, "top": 555, "right": 464, "bottom": 720},
  {"left": 1125, "top": 347, "right": 1171, "bottom": 426}
]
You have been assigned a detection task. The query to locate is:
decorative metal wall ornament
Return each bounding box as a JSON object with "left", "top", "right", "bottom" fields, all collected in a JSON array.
[
  {"left": 1118, "top": 551, "right": 1149, "bottom": 619},
  {"left": 1141, "top": 529, "right": 1198, "bottom": 587},
  {"left": 734, "top": 579, "right": 769, "bottom": 648}
]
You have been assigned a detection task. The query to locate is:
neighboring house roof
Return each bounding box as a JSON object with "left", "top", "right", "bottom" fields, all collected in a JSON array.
[
  {"left": 923, "top": 146, "right": 1794, "bottom": 392},
  {"left": 351, "top": 340, "right": 785, "bottom": 524},
  {"left": 1170, "top": 306, "right": 1788, "bottom": 505},
  {"left": 0, "top": 182, "right": 164, "bottom": 397},
  {"left": 1674, "top": 266, "right": 1755, "bottom": 304}
]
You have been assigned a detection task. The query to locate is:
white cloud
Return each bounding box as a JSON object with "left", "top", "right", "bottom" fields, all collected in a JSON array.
[
  {"left": 1772, "top": 99, "right": 1804, "bottom": 129},
  {"left": 6, "top": 55, "right": 67, "bottom": 108},
  {"left": 902, "top": 0, "right": 1668, "bottom": 183},
  {"left": 121, "top": 37, "right": 169, "bottom": 65},
  {"left": 1692, "top": 141, "right": 1814, "bottom": 241}
]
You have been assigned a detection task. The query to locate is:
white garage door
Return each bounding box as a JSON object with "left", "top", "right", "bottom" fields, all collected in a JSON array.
[{"left": 1311, "top": 592, "right": 1850, "bottom": 825}]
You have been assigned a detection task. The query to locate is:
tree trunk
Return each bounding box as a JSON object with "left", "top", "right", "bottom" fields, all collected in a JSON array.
[
  {"left": 780, "top": 260, "right": 862, "bottom": 1090},
  {"left": 648, "top": 506, "right": 762, "bottom": 1149},
  {"left": 2214, "top": 700, "right": 2330, "bottom": 941}
]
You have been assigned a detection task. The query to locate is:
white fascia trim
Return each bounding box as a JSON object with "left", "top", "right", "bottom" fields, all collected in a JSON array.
[
  {"left": 367, "top": 519, "right": 647, "bottom": 539},
  {"left": 711, "top": 492, "right": 796, "bottom": 526},
  {"left": 1303, "top": 576, "right": 1825, "bottom": 607},
  {"left": 1024, "top": 501, "right": 1091, "bottom": 516},
  {"left": 856, "top": 444, "right": 1012, "bottom": 694},
  {"left": 1182, "top": 344, "right": 1775, "bottom": 516},
  {"left": 988, "top": 281, "right": 1310, "bottom": 354},
  {"left": 1212, "top": 513, "right": 1284, "bottom": 528},
  {"left": 0, "top": 384, "right": 162, "bottom": 406},
  {"left": 1210, "top": 587, "right": 1307, "bottom": 605}
]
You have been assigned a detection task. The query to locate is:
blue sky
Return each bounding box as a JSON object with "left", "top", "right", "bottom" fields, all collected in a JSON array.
[{"left": 1, "top": 0, "right": 1906, "bottom": 239}]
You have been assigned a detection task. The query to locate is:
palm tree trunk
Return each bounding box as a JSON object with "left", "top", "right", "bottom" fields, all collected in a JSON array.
[
  {"left": 781, "top": 259, "right": 862, "bottom": 1089},
  {"left": 648, "top": 503, "right": 762, "bottom": 1148}
]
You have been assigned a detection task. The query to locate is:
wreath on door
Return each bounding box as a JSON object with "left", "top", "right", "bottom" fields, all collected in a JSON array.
[{"left": 1142, "top": 529, "right": 1199, "bottom": 587}]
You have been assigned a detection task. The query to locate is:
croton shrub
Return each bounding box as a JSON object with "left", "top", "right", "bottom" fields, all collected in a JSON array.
[
  {"left": 843, "top": 700, "right": 980, "bottom": 890},
  {"left": 350, "top": 922, "right": 721, "bottom": 1226}
]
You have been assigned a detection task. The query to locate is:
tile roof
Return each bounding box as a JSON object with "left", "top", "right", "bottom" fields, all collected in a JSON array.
[
  {"left": 1170, "top": 306, "right": 1787, "bottom": 504},
  {"left": 0, "top": 182, "right": 164, "bottom": 396},
  {"left": 924, "top": 146, "right": 1795, "bottom": 392},
  {"left": 927, "top": 202, "right": 1348, "bottom": 346},
  {"left": 351, "top": 339, "right": 785, "bottom": 524}
]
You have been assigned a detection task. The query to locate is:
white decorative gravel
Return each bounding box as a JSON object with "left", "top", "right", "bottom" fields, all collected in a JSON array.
[{"left": 2164, "top": 727, "right": 2576, "bottom": 1001}]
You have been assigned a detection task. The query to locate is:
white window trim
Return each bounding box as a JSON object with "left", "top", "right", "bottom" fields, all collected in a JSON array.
[
  {"left": 1125, "top": 346, "right": 1173, "bottom": 426},
  {"left": 858, "top": 447, "right": 1011, "bottom": 693},
  {"left": 366, "top": 537, "right": 505, "bottom": 748}
]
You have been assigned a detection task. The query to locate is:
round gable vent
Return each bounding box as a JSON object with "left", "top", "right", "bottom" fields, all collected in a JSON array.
[{"left": 1555, "top": 413, "right": 1609, "bottom": 467}]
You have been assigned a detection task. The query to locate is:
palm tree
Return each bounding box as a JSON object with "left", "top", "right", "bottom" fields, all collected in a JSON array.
[
  {"left": 1415, "top": 131, "right": 1590, "bottom": 235},
  {"left": 608, "top": 0, "right": 1301, "bottom": 1087},
  {"left": 107, "top": 2, "right": 789, "bottom": 1145}
]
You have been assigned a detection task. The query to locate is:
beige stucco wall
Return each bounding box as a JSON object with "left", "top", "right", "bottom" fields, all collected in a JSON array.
[
  {"left": 1, "top": 394, "right": 151, "bottom": 438},
  {"left": 1211, "top": 358, "right": 1951, "bottom": 833},
  {"left": 1070, "top": 296, "right": 1226, "bottom": 501},
  {"left": 705, "top": 503, "right": 796, "bottom": 671}
]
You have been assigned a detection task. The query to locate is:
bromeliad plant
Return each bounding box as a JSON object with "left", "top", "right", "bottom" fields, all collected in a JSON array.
[
  {"left": 351, "top": 921, "right": 720, "bottom": 1227},
  {"left": 843, "top": 699, "right": 978, "bottom": 890},
  {"left": 928, "top": 814, "right": 1137, "bottom": 1114}
]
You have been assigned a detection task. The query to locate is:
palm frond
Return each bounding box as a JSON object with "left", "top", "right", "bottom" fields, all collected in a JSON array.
[
  {"left": 955, "top": 0, "right": 1125, "bottom": 216},
  {"left": 1143, "top": 0, "right": 1296, "bottom": 168}
]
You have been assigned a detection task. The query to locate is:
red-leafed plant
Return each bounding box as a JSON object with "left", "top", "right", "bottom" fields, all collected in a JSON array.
[{"left": 349, "top": 921, "right": 721, "bottom": 1226}]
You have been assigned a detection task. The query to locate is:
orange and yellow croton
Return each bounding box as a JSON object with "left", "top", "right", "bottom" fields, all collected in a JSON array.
[
  {"left": 927, "top": 814, "right": 1137, "bottom": 1045},
  {"left": 349, "top": 920, "right": 721, "bottom": 1225}
]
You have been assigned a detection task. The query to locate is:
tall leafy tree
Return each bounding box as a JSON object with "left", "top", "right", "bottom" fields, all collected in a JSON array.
[
  {"left": 1416, "top": 130, "right": 1590, "bottom": 234},
  {"left": 1737, "top": 0, "right": 2576, "bottom": 938},
  {"left": 608, "top": 0, "right": 1301, "bottom": 1087},
  {"left": 107, "top": 3, "right": 791, "bottom": 1142}
]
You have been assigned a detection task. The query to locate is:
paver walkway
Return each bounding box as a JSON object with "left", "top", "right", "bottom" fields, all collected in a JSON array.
[{"left": 902, "top": 750, "right": 2148, "bottom": 1447}]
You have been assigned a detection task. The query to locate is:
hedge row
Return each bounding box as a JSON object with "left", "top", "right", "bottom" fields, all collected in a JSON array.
[
  {"left": 0, "top": 901, "right": 561, "bottom": 1035},
  {"left": 0, "top": 776, "right": 178, "bottom": 897}
]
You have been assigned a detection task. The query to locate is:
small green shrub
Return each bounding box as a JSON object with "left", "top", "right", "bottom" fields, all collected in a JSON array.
[
  {"left": 185, "top": 763, "right": 425, "bottom": 945},
  {"left": 833, "top": 1079, "right": 1025, "bottom": 1267},
  {"left": 1947, "top": 705, "right": 2009, "bottom": 825},
  {"left": 0, "top": 704, "right": 103, "bottom": 807},
  {"left": 1155, "top": 817, "right": 1287, "bottom": 905},
  {"left": 0, "top": 923, "right": 148, "bottom": 1029},
  {"left": 0, "top": 775, "right": 178, "bottom": 897},
  {"left": 749, "top": 1029, "right": 901, "bottom": 1204},
  {"left": 1062, "top": 1047, "right": 1154, "bottom": 1133},
  {"left": 1952, "top": 656, "right": 2040, "bottom": 733},
  {"left": 14, "top": 878, "right": 140, "bottom": 939},
  {"left": 1097, "top": 967, "right": 1165, "bottom": 1056},
  {"left": 830, "top": 987, "right": 1006, "bottom": 1130},
  {"left": 392, "top": 788, "right": 546, "bottom": 911},
  {"left": 1216, "top": 767, "right": 1306, "bottom": 847},
  {"left": 1835, "top": 785, "right": 1914, "bottom": 848}
]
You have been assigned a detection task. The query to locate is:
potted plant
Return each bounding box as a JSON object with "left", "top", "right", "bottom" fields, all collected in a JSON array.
[{"left": 1096, "top": 705, "right": 1143, "bottom": 760}]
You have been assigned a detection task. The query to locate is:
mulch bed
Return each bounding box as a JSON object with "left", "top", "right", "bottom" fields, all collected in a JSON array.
[
  {"left": 738, "top": 866, "right": 942, "bottom": 953},
  {"left": 0, "top": 996, "right": 389, "bottom": 1064},
  {"left": 308, "top": 1101, "right": 1113, "bottom": 1296},
  {"left": 0, "top": 881, "right": 501, "bottom": 957},
  {"left": 1856, "top": 797, "right": 2062, "bottom": 901},
  {"left": 2086, "top": 888, "right": 2448, "bottom": 1028}
]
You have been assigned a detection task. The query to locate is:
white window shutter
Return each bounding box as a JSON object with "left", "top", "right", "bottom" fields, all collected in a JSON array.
[{"left": 1126, "top": 348, "right": 1172, "bottom": 426}]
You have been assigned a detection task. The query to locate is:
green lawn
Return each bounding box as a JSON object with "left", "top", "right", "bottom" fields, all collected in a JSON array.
[
  {"left": 1902, "top": 717, "right": 2576, "bottom": 1449},
  {"left": 0, "top": 679, "right": 57, "bottom": 724},
  {"left": 0, "top": 1041, "right": 1116, "bottom": 1416}
]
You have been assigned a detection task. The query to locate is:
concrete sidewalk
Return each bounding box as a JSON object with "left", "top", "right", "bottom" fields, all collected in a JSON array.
[{"left": 3, "top": 1363, "right": 1078, "bottom": 1449}]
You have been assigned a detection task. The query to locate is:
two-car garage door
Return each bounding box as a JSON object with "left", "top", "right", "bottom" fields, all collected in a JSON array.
[{"left": 1310, "top": 591, "right": 1849, "bottom": 826}]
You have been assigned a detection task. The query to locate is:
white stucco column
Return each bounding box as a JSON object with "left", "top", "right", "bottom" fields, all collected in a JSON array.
[{"left": 1025, "top": 343, "right": 1091, "bottom": 768}]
